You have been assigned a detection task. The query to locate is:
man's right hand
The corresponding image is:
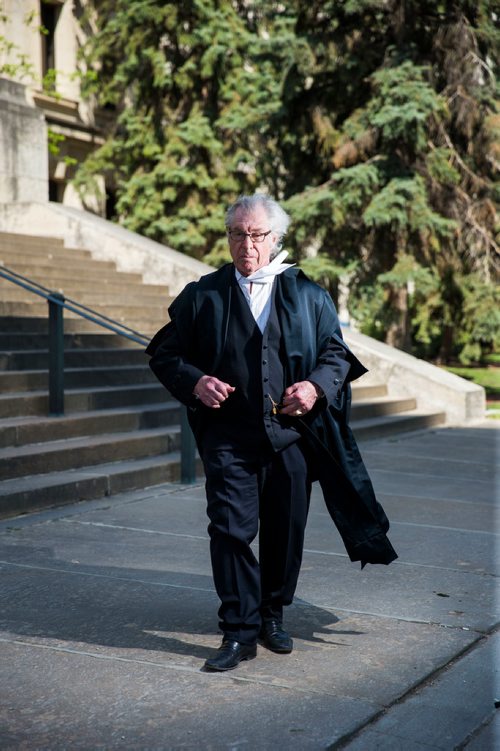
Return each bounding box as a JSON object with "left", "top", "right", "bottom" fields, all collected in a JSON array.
[{"left": 193, "top": 375, "right": 236, "bottom": 408}]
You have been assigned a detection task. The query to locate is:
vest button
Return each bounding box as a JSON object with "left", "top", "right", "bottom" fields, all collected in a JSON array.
[{"left": 262, "top": 359, "right": 268, "bottom": 365}]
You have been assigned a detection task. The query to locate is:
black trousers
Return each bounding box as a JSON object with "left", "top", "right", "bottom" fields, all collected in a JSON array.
[{"left": 201, "top": 436, "right": 312, "bottom": 645}]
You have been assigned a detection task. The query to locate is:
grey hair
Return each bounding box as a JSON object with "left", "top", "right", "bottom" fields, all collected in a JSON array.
[{"left": 225, "top": 194, "right": 291, "bottom": 246}]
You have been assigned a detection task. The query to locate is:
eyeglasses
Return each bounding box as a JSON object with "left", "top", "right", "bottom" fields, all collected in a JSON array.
[{"left": 227, "top": 230, "right": 272, "bottom": 244}]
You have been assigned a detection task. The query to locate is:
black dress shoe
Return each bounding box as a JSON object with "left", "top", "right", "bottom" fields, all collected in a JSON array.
[
  {"left": 203, "top": 639, "right": 257, "bottom": 672},
  {"left": 259, "top": 619, "right": 293, "bottom": 653}
]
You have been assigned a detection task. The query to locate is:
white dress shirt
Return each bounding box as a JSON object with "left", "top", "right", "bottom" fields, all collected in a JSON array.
[{"left": 235, "top": 251, "right": 295, "bottom": 333}]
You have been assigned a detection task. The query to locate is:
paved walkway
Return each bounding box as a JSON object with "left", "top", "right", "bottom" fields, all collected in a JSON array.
[{"left": 0, "top": 423, "right": 498, "bottom": 750}]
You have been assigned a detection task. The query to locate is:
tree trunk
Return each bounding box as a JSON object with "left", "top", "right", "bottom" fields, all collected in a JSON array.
[
  {"left": 385, "top": 285, "right": 412, "bottom": 352},
  {"left": 437, "top": 324, "right": 454, "bottom": 364}
]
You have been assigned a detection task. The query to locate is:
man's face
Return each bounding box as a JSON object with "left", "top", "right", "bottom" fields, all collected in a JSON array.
[{"left": 227, "top": 205, "right": 278, "bottom": 277}]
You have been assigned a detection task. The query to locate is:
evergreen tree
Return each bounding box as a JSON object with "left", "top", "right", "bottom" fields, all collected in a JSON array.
[
  {"left": 77, "top": 0, "right": 498, "bottom": 362},
  {"left": 76, "top": 0, "right": 278, "bottom": 259},
  {"left": 276, "top": 0, "right": 498, "bottom": 361}
]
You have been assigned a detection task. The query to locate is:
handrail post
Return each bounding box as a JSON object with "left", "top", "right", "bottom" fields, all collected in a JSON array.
[
  {"left": 180, "top": 406, "right": 196, "bottom": 484},
  {"left": 48, "top": 292, "right": 65, "bottom": 416}
]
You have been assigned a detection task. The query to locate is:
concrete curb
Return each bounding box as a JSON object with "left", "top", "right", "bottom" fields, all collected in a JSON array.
[{"left": 345, "top": 329, "right": 485, "bottom": 424}]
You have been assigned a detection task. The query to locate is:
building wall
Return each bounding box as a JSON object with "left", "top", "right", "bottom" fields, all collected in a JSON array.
[
  {"left": 0, "top": 0, "right": 43, "bottom": 83},
  {"left": 0, "top": 0, "right": 104, "bottom": 213},
  {"left": 0, "top": 77, "right": 48, "bottom": 203}
]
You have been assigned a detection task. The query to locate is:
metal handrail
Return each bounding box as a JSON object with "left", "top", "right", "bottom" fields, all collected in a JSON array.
[
  {"left": 0, "top": 265, "right": 149, "bottom": 345},
  {"left": 0, "top": 261, "right": 196, "bottom": 483}
]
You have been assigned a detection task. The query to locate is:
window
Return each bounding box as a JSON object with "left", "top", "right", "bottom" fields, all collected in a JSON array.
[{"left": 40, "top": 2, "right": 61, "bottom": 79}]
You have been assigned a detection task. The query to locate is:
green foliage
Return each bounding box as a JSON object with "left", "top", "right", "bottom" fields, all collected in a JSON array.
[
  {"left": 328, "top": 164, "right": 383, "bottom": 233},
  {"left": 76, "top": 0, "right": 279, "bottom": 257},
  {"left": 348, "top": 281, "right": 388, "bottom": 340},
  {"left": 47, "top": 129, "right": 65, "bottom": 156},
  {"left": 0, "top": 9, "right": 35, "bottom": 81},
  {"left": 0, "top": 9, "right": 61, "bottom": 90},
  {"left": 426, "top": 148, "right": 461, "bottom": 186},
  {"left": 363, "top": 176, "right": 457, "bottom": 244},
  {"left": 0, "top": 43, "right": 34, "bottom": 80},
  {"left": 349, "top": 254, "right": 443, "bottom": 352},
  {"left": 297, "top": 254, "right": 353, "bottom": 297},
  {"left": 367, "top": 62, "right": 447, "bottom": 153},
  {"left": 456, "top": 275, "right": 500, "bottom": 364},
  {"left": 203, "top": 242, "right": 232, "bottom": 269},
  {"left": 377, "top": 254, "right": 437, "bottom": 289},
  {"left": 0, "top": 2, "right": 66, "bottom": 107},
  {"left": 76, "top": 0, "right": 498, "bottom": 362},
  {"left": 47, "top": 129, "right": 78, "bottom": 168},
  {"left": 41, "top": 68, "right": 59, "bottom": 96},
  {"left": 445, "top": 366, "right": 500, "bottom": 397}
]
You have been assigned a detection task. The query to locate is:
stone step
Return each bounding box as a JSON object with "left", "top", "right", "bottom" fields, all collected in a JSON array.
[
  {"left": 0, "top": 452, "right": 200, "bottom": 518},
  {"left": 0, "top": 316, "right": 49, "bottom": 333},
  {"left": 0, "top": 236, "right": 97, "bottom": 260},
  {"left": 107, "top": 322, "right": 161, "bottom": 338},
  {"left": 0, "top": 285, "right": 169, "bottom": 307},
  {"left": 0, "top": 383, "right": 169, "bottom": 418},
  {"left": 0, "top": 425, "right": 180, "bottom": 480},
  {"left": 0, "top": 300, "right": 168, "bottom": 323},
  {"left": 0, "top": 277, "right": 168, "bottom": 307},
  {"left": 0, "top": 331, "right": 144, "bottom": 350},
  {"left": 0, "top": 232, "right": 65, "bottom": 248},
  {"left": 352, "top": 409, "right": 447, "bottom": 440},
  {"left": 1, "top": 263, "right": 145, "bottom": 284},
  {"left": 349, "top": 383, "right": 387, "bottom": 399},
  {"left": 0, "top": 365, "right": 157, "bottom": 392},
  {"left": 0, "top": 276, "right": 169, "bottom": 297},
  {"left": 0, "top": 302, "right": 54, "bottom": 319},
  {"left": 0, "top": 253, "right": 117, "bottom": 271},
  {"left": 350, "top": 395, "right": 416, "bottom": 419},
  {"left": 0, "top": 244, "right": 91, "bottom": 261},
  {"left": 0, "top": 370, "right": 386, "bottom": 417},
  {"left": 0, "top": 347, "right": 147, "bottom": 370},
  {"left": 0, "top": 402, "right": 179, "bottom": 448},
  {"left": 0, "top": 392, "right": 405, "bottom": 449},
  {"left": 0, "top": 356, "right": 385, "bottom": 399},
  {"left": 0, "top": 424, "right": 446, "bottom": 519},
  {"left": 0, "top": 316, "right": 153, "bottom": 335}
]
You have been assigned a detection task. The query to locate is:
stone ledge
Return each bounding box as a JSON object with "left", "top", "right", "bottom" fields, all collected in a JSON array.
[{"left": 344, "top": 328, "right": 485, "bottom": 424}]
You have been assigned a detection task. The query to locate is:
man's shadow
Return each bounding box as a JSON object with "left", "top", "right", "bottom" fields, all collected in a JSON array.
[{"left": 0, "top": 541, "right": 363, "bottom": 662}]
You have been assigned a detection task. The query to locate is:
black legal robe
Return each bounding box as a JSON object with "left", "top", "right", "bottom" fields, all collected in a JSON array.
[{"left": 147, "top": 264, "right": 398, "bottom": 567}]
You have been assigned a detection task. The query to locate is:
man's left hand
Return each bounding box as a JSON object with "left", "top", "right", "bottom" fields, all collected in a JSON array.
[{"left": 280, "top": 381, "right": 322, "bottom": 417}]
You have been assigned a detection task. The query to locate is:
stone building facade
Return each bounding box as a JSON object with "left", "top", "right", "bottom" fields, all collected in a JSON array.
[{"left": 0, "top": 0, "right": 106, "bottom": 213}]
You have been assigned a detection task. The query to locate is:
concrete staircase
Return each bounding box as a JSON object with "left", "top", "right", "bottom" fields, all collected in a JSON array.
[
  {"left": 0, "top": 232, "right": 172, "bottom": 331},
  {"left": 0, "top": 231, "right": 446, "bottom": 518}
]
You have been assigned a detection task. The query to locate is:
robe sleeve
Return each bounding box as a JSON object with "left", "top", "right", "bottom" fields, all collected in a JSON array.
[
  {"left": 306, "top": 293, "right": 367, "bottom": 406},
  {"left": 146, "top": 285, "right": 206, "bottom": 406}
]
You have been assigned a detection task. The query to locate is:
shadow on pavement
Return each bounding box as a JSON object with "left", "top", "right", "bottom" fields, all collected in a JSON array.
[{"left": 0, "top": 547, "right": 357, "bottom": 661}]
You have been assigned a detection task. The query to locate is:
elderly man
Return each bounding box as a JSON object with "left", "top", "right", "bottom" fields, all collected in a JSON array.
[{"left": 147, "top": 194, "right": 397, "bottom": 672}]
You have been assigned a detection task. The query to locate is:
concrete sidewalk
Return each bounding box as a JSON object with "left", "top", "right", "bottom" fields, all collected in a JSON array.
[{"left": 0, "top": 423, "right": 498, "bottom": 750}]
